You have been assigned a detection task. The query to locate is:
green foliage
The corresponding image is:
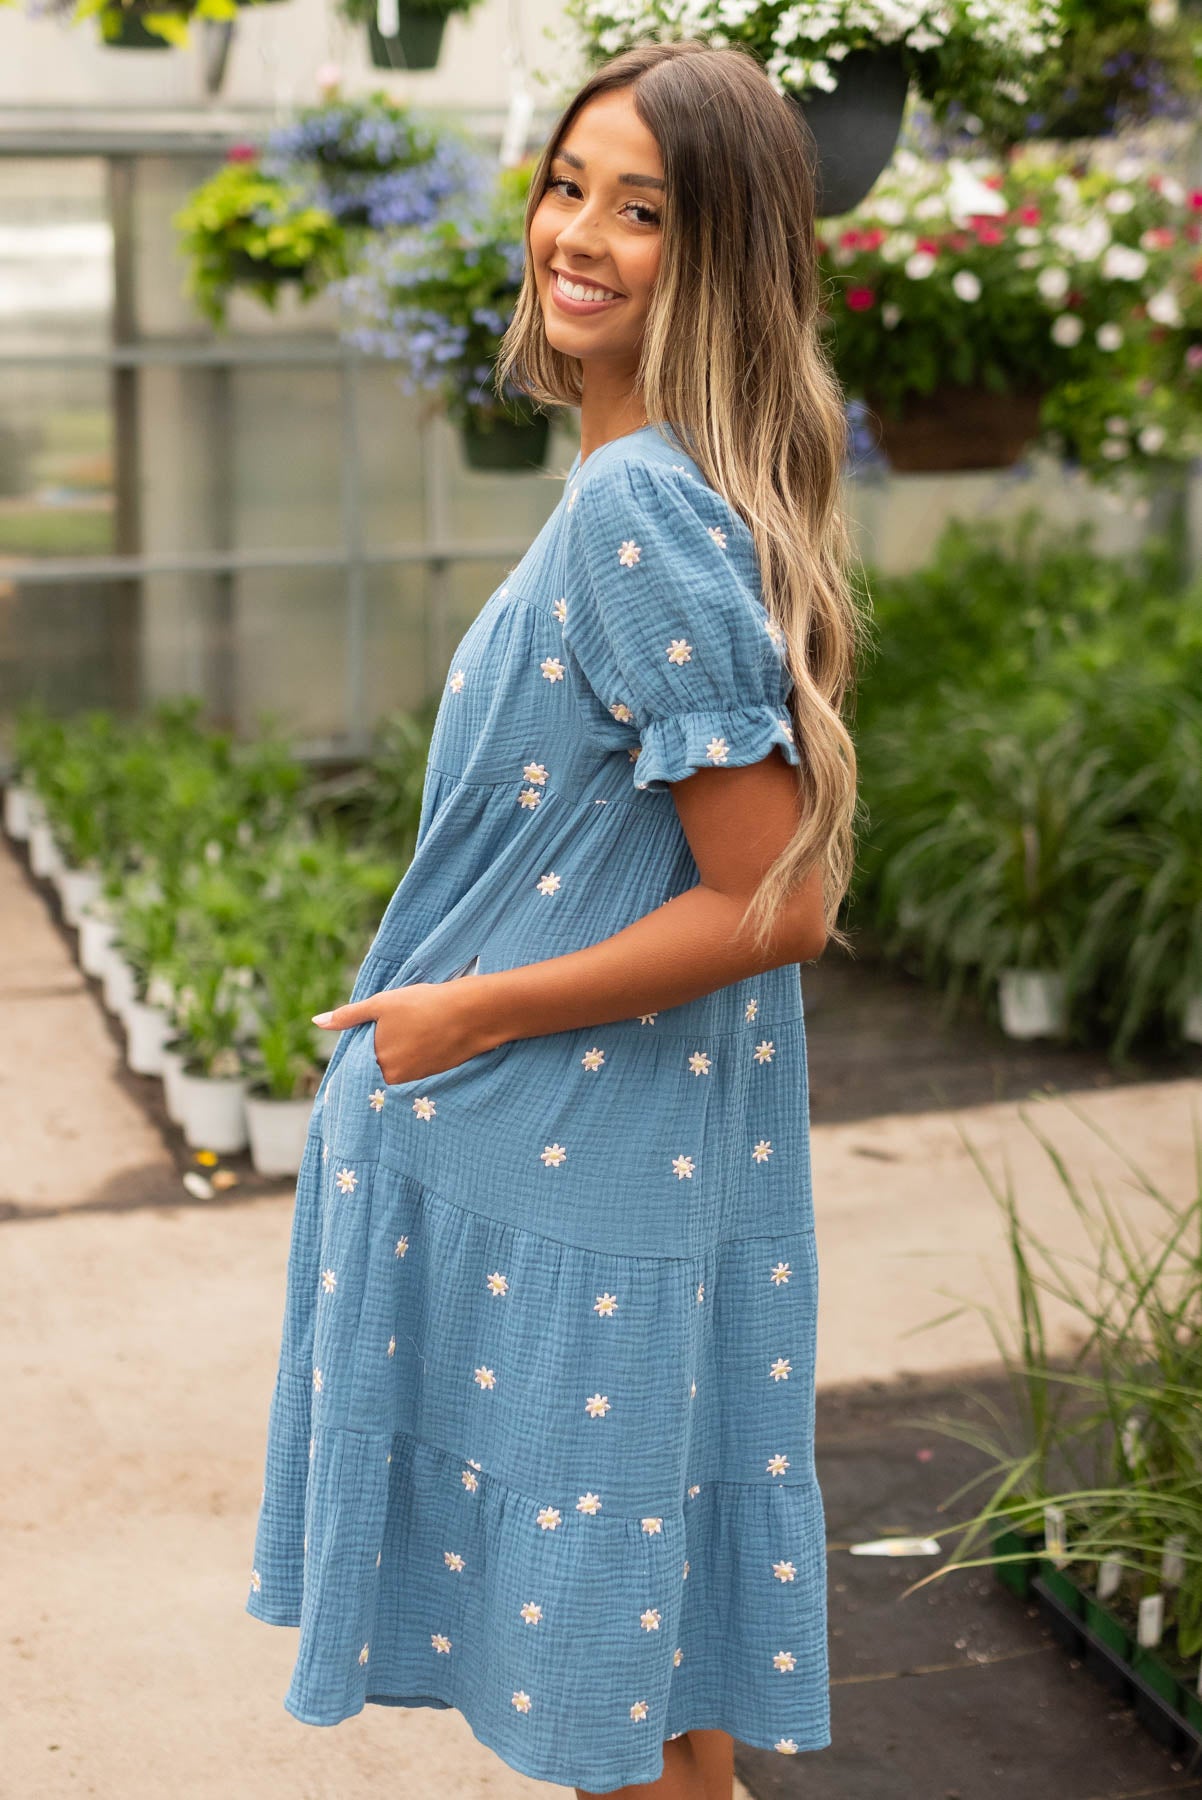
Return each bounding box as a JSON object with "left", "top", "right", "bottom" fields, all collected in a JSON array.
[{"left": 172, "top": 155, "right": 348, "bottom": 329}]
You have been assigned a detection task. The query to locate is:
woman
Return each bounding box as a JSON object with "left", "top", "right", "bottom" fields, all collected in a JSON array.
[{"left": 247, "top": 38, "right": 864, "bottom": 1800}]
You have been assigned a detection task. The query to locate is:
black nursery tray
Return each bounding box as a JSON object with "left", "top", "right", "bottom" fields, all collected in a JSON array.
[{"left": 1031, "top": 1572, "right": 1202, "bottom": 1769}]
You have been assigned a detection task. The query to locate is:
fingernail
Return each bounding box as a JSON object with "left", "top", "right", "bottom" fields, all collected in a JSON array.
[{"left": 311, "top": 1012, "right": 334, "bottom": 1026}]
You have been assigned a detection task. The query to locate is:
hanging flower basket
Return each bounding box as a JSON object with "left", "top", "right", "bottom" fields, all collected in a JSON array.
[
  {"left": 367, "top": 9, "right": 447, "bottom": 70},
  {"left": 787, "top": 46, "right": 910, "bottom": 219},
  {"left": 865, "top": 385, "right": 1045, "bottom": 474},
  {"left": 460, "top": 406, "right": 550, "bottom": 473}
]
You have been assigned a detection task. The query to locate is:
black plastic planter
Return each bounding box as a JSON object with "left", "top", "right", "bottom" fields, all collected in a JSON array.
[
  {"left": 787, "top": 45, "right": 910, "bottom": 218},
  {"left": 1032, "top": 1573, "right": 1202, "bottom": 1767},
  {"left": 460, "top": 411, "right": 550, "bottom": 473}
]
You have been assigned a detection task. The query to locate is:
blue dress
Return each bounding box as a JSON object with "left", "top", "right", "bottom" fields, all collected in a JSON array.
[{"left": 246, "top": 421, "right": 831, "bottom": 1791}]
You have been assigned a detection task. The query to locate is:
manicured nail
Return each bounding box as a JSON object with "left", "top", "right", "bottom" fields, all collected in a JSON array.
[{"left": 311, "top": 1012, "right": 334, "bottom": 1026}]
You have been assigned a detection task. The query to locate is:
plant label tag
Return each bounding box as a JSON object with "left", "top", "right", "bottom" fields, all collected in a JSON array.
[
  {"left": 1161, "top": 1534, "right": 1187, "bottom": 1586},
  {"left": 1043, "top": 1504, "right": 1067, "bottom": 1566},
  {"left": 848, "top": 1536, "right": 941, "bottom": 1557},
  {"left": 1137, "top": 1591, "right": 1164, "bottom": 1648},
  {"left": 1121, "top": 1413, "right": 1144, "bottom": 1468},
  {"left": 1097, "top": 1556, "right": 1122, "bottom": 1600}
]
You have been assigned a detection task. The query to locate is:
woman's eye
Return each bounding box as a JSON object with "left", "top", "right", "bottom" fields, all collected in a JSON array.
[{"left": 544, "top": 175, "right": 659, "bottom": 226}]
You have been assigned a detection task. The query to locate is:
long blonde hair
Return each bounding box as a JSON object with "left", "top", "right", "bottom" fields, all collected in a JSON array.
[{"left": 495, "top": 39, "right": 869, "bottom": 954}]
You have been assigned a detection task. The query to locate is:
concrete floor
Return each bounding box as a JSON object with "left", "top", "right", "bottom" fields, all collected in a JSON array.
[{"left": 3, "top": 836, "right": 1201, "bottom": 1798}]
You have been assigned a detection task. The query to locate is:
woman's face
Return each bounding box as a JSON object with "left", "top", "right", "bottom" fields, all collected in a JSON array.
[{"left": 529, "top": 87, "right": 664, "bottom": 372}]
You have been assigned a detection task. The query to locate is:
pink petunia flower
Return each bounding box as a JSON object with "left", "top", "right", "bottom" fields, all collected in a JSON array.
[{"left": 846, "top": 286, "right": 876, "bottom": 311}]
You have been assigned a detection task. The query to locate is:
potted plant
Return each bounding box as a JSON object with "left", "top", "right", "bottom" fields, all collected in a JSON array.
[
  {"left": 112, "top": 877, "right": 180, "bottom": 1077},
  {"left": 243, "top": 959, "right": 328, "bottom": 1176},
  {"left": 172, "top": 963, "right": 252, "bottom": 1154},
  {"left": 819, "top": 145, "right": 1202, "bottom": 478},
  {"left": 174, "top": 148, "right": 349, "bottom": 328},
  {"left": 340, "top": 160, "right": 556, "bottom": 470},
  {"left": 336, "top": 0, "right": 486, "bottom": 73},
  {"left": 262, "top": 93, "right": 486, "bottom": 233},
  {"left": 561, "top": 0, "right": 1064, "bottom": 215}
]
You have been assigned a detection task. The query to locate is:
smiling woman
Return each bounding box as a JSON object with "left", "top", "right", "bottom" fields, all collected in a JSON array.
[{"left": 247, "top": 40, "right": 864, "bottom": 1800}]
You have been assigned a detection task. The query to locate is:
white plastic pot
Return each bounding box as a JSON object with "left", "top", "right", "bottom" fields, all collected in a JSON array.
[
  {"left": 1183, "top": 990, "right": 1202, "bottom": 1045},
  {"left": 179, "top": 1071, "right": 249, "bottom": 1154},
  {"left": 161, "top": 1046, "right": 188, "bottom": 1125},
  {"left": 29, "top": 819, "right": 63, "bottom": 881},
  {"left": 59, "top": 867, "right": 103, "bottom": 929},
  {"left": 79, "top": 911, "right": 117, "bottom": 979},
  {"left": 3, "top": 783, "right": 33, "bottom": 840},
  {"left": 246, "top": 1093, "right": 315, "bottom": 1177},
  {"left": 125, "top": 1000, "right": 171, "bottom": 1077},
  {"left": 998, "top": 968, "right": 1068, "bottom": 1040},
  {"left": 102, "top": 951, "right": 137, "bottom": 1020}
]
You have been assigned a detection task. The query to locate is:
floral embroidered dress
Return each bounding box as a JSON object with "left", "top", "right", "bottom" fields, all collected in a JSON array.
[{"left": 246, "top": 420, "right": 830, "bottom": 1791}]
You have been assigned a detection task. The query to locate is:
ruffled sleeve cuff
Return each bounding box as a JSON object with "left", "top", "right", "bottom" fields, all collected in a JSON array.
[{"left": 631, "top": 706, "right": 800, "bottom": 792}]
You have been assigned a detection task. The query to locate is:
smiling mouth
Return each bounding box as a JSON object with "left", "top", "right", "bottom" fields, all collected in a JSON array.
[{"left": 551, "top": 269, "right": 624, "bottom": 303}]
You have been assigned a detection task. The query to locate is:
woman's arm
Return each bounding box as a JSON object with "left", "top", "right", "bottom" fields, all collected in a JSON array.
[{"left": 315, "top": 748, "right": 826, "bottom": 1085}]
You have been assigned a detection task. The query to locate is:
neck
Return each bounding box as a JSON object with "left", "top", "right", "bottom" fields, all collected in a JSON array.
[{"left": 577, "top": 364, "right": 648, "bottom": 464}]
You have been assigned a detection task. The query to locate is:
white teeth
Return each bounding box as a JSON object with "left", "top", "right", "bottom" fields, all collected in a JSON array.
[{"left": 555, "top": 272, "right": 619, "bottom": 303}]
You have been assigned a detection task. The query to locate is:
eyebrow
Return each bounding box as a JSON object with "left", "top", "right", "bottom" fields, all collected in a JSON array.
[{"left": 551, "top": 146, "right": 665, "bottom": 191}]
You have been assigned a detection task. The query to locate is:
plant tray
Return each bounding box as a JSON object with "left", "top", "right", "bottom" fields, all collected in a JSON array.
[{"left": 1030, "top": 1573, "right": 1202, "bottom": 1768}]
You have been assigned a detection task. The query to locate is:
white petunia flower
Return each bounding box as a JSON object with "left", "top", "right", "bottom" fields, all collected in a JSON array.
[
  {"left": 1036, "top": 265, "right": 1070, "bottom": 302},
  {"left": 1104, "top": 188, "right": 1137, "bottom": 214},
  {"left": 1139, "top": 424, "right": 1168, "bottom": 455},
  {"left": 1096, "top": 323, "right": 1123, "bottom": 351},
  {"left": 952, "top": 270, "right": 981, "bottom": 303},
  {"left": 1051, "top": 313, "right": 1085, "bottom": 347},
  {"left": 904, "top": 250, "right": 937, "bottom": 281},
  {"left": 881, "top": 302, "right": 902, "bottom": 330},
  {"left": 1147, "top": 289, "right": 1182, "bottom": 327},
  {"left": 1101, "top": 243, "right": 1148, "bottom": 281}
]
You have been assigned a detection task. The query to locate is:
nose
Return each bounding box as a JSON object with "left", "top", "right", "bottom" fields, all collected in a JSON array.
[{"left": 554, "top": 199, "right": 606, "bottom": 261}]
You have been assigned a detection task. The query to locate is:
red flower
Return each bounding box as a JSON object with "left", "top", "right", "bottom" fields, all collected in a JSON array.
[
  {"left": 1190, "top": 191, "right": 1202, "bottom": 211},
  {"left": 1143, "top": 227, "right": 1176, "bottom": 250},
  {"left": 226, "top": 141, "right": 259, "bottom": 164},
  {"left": 839, "top": 228, "right": 862, "bottom": 250},
  {"left": 983, "top": 174, "right": 1004, "bottom": 190},
  {"left": 1018, "top": 204, "right": 1042, "bottom": 225},
  {"left": 916, "top": 236, "right": 940, "bottom": 255},
  {"left": 858, "top": 228, "right": 886, "bottom": 251},
  {"left": 975, "top": 224, "right": 1005, "bottom": 247},
  {"left": 1186, "top": 223, "right": 1201, "bottom": 244},
  {"left": 946, "top": 231, "right": 972, "bottom": 252},
  {"left": 845, "top": 286, "right": 876, "bottom": 312}
]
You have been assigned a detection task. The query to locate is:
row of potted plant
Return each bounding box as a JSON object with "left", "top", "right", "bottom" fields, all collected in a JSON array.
[
  {"left": 901, "top": 1101, "right": 1201, "bottom": 1751},
  {"left": 851, "top": 514, "right": 1202, "bottom": 1056},
  {"left": 4, "top": 701, "right": 403, "bottom": 1177}
]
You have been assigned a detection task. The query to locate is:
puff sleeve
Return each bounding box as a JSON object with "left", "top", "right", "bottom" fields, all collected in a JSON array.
[{"left": 561, "top": 454, "right": 801, "bottom": 792}]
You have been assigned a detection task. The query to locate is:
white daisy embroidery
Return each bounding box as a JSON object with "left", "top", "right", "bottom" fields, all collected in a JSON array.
[
  {"left": 666, "top": 638, "right": 692, "bottom": 665},
  {"left": 688, "top": 1051, "right": 711, "bottom": 1076},
  {"left": 467, "top": 1458, "right": 482, "bottom": 1469},
  {"left": 773, "top": 1560, "right": 797, "bottom": 1582},
  {"left": 250, "top": 1568, "right": 261, "bottom": 1592},
  {"left": 486, "top": 1272, "right": 509, "bottom": 1296},
  {"left": 705, "top": 736, "right": 729, "bottom": 763},
  {"left": 776, "top": 1739, "right": 799, "bottom": 1754},
  {"left": 672, "top": 1155, "right": 695, "bottom": 1180},
  {"left": 535, "top": 871, "right": 561, "bottom": 896},
  {"left": 518, "top": 787, "right": 542, "bottom": 809},
  {"left": 312, "top": 1367, "right": 323, "bottom": 1393},
  {"left": 618, "top": 540, "right": 641, "bottom": 568},
  {"left": 540, "top": 655, "right": 565, "bottom": 681},
  {"left": 461, "top": 1469, "right": 479, "bottom": 1492},
  {"left": 335, "top": 1166, "right": 358, "bottom": 1194},
  {"left": 753, "top": 1139, "right": 773, "bottom": 1163},
  {"left": 674, "top": 1647, "right": 684, "bottom": 1667},
  {"left": 687, "top": 1484, "right": 701, "bottom": 1498},
  {"left": 536, "top": 1506, "right": 562, "bottom": 1530},
  {"left": 444, "top": 1551, "right": 465, "bottom": 1572},
  {"left": 690, "top": 1380, "right": 697, "bottom": 1398},
  {"left": 683, "top": 1559, "right": 690, "bottom": 1579},
  {"left": 412, "top": 1096, "right": 436, "bottom": 1121},
  {"left": 541, "top": 1143, "right": 567, "bottom": 1167},
  {"left": 321, "top": 1268, "right": 337, "bottom": 1294},
  {"left": 594, "top": 1292, "right": 618, "bottom": 1316},
  {"left": 387, "top": 1336, "right": 396, "bottom": 1356},
  {"left": 521, "top": 1602, "right": 543, "bottom": 1624},
  {"left": 630, "top": 1700, "right": 649, "bottom": 1722},
  {"left": 640, "top": 1608, "right": 661, "bottom": 1631},
  {"left": 770, "top": 1357, "right": 792, "bottom": 1381},
  {"left": 553, "top": 597, "right": 567, "bottom": 622},
  {"left": 765, "top": 617, "right": 786, "bottom": 648},
  {"left": 577, "top": 1492, "right": 602, "bottom": 1514},
  {"left": 359, "top": 1643, "right": 370, "bottom": 1665},
  {"left": 707, "top": 525, "right": 728, "bottom": 550},
  {"left": 641, "top": 1517, "right": 664, "bottom": 1534},
  {"left": 639, "top": 1012, "right": 657, "bottom": 1024},
  {"left": 581, "top": 1046, "right": 606, "bottom": 1071},
  {"left": 368, "top": 1087, "right": 386, "bottom": 1111},
  {"left": 395, "top": 1235, "right": 410, "bottom": 1258},
  {"left": 696, "top": 1281, "right": 705, "bottom": 1303},
  {"left": 778, "top": 716, "right": 795, "bottom": 740},
  {"left": 585, "top": 1392, "right": 611, "bottom": 1418},
  {"left": 376, "top": 1550, "right": 381, "bottom": 1568},
  {"left": 767, "top": 1452, "right": 790, "bottom": 1476},
  {"left": 609, "top": 700, "right": 634, "bottom": 722},
  {"left": 567, "top": 487, "right": 579, "bottom": 510},
  {"left": 309, "top": 1436, "right": 315, "bottom": 1459},
  {"left": 745, "top": 997, "right": 759, "bottom": 1021},
  {"left": 322, "top": 1143, "right": 329, "bottom": 1161},
  {"left": 753, "top": 1040, "right": 775, "bottom": 1064},
  {"left": 474, "top": 1366, "right": 496, "bottom": 1389},
  {"left": 431, "top": 1633, "right": 451, "bottom": 1653},
  {"left": 774, "top": 1650, "right": 797, "bottom": 1672},
  {"left": 449, "top": 669, "right": 465, "bottom": 692},
  {"left": 770, "top": 1260, "right": 791, "bottom": 1285},
  {"left": 523, "top": 760, "right": 549, "bottom": 785}
]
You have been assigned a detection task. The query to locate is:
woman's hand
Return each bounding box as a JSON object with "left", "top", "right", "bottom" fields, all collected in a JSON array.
[{"left": 312, "top": 979, "right": 499, "bottom": 1087}]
